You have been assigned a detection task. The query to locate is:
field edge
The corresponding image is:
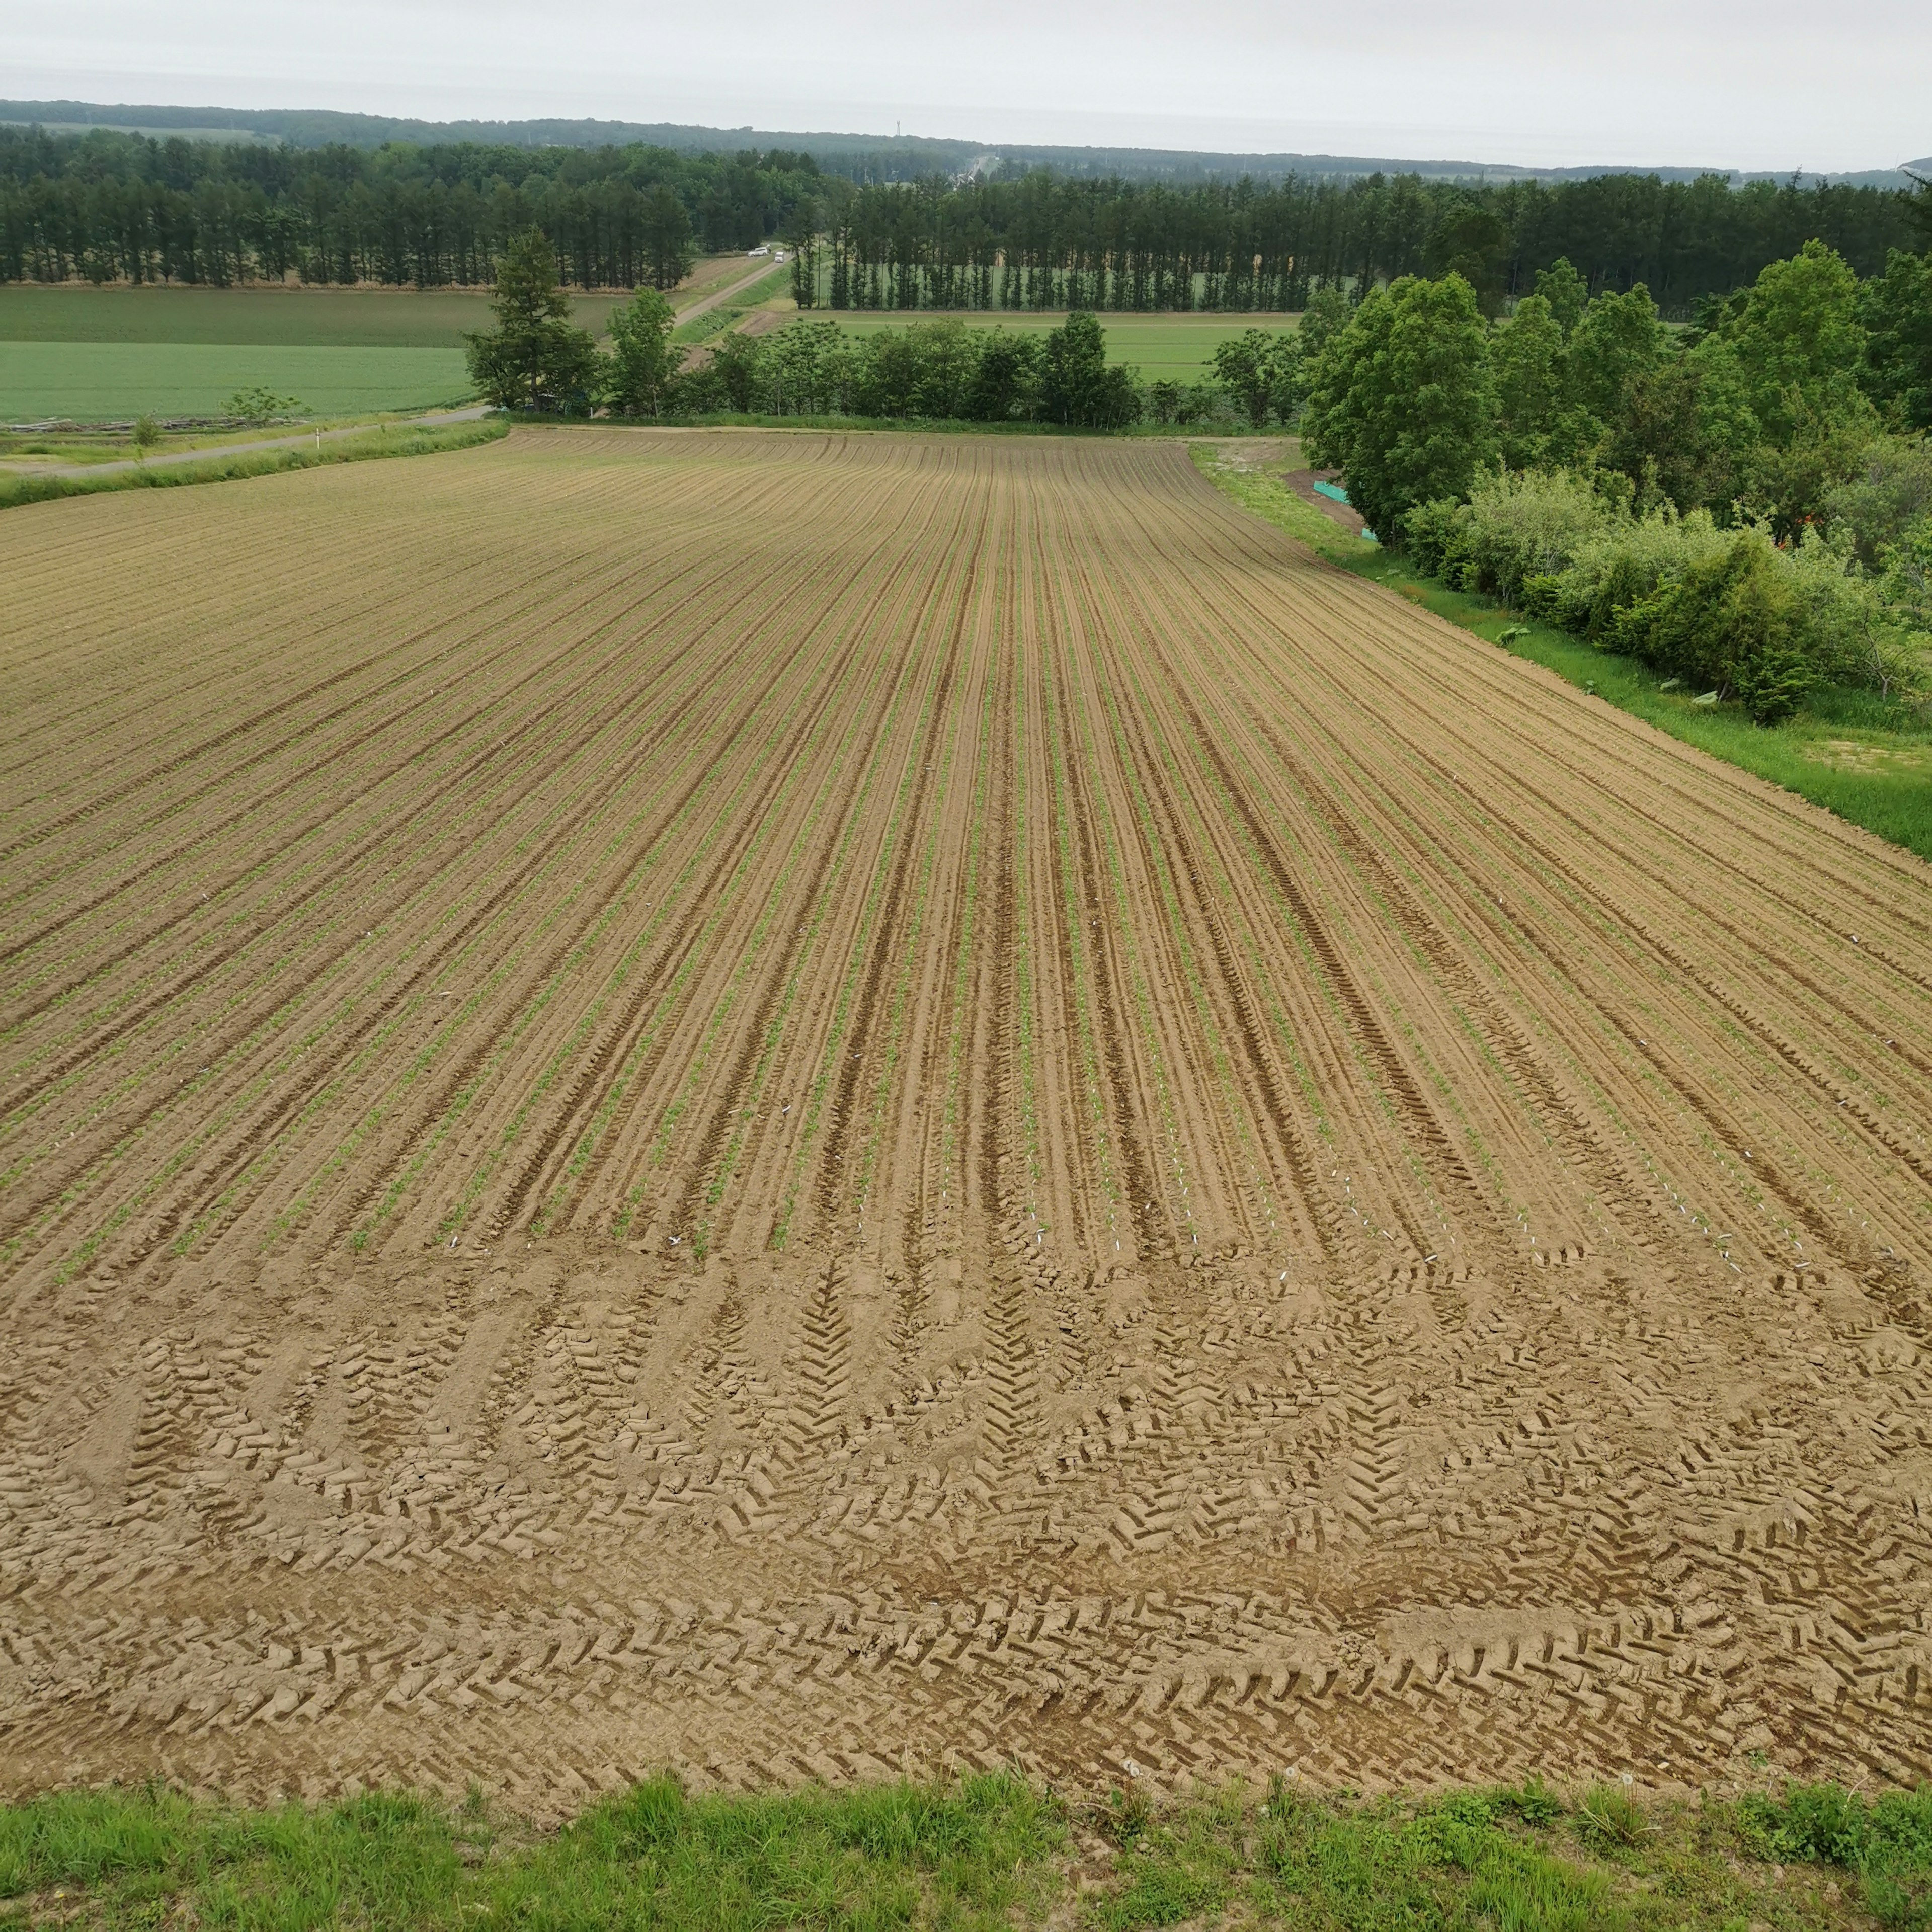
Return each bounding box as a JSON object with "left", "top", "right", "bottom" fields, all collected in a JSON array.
[{"left": 1192, "top": 443, "right": 1932, "bottom": 864}]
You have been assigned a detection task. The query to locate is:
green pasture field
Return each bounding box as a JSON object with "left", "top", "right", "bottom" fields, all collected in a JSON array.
[
  {"left": 833, "top": 312, "right": 1298, "bottom": 382},
  {"left": 0, "top": 284, "right": 630, "bottom": 346},
  {"left": 0, "top": 342, "right": 473, "bottom": 420}
]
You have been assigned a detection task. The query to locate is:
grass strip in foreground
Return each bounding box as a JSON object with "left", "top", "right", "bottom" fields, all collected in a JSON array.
[
  {"left": 0, "top": 417, "right": 507, "bottom": 513},
  {"left": 3, "top": 1774, "right": 1928, "bottom": 1929},
  {"left": 1197, "top": 446, "right": 1932, "bottom": 864}
]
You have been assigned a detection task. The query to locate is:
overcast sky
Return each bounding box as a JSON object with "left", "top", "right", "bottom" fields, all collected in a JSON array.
[{"left": 9, "top": 0, "right": 1929, "bottom": 171}]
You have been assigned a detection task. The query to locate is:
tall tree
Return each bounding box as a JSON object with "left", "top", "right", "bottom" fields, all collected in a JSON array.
[
  {"left": 1861, "top": 248, "right": 1932, "bottom": 429},
  {"left": 463, "top": 228, "right": 599, "bottom": 410},
  {"left": 1212, "top": 328, "right": 1296, "bottom": 429},
  {"left": 1302, "top": 272, "right": 1496, "bottom": 542},
  {"left": 1725, "top": 238, "right": 1868, "bottom": 443},
  {"left": 604, "top": 285, "right": 678, "bottom": 417},
  {"left": 1040, "top": 311, "right": 1140, "bottom": 427},
  {"left": 1532, "top": 257, "right": 1589, "bottom": 338},
  {"left": 1565, "top": 283, "right": 1665, "bottom": 425},
  {"left": 1490, "top": 293, "right": 1566, "bottom": 469},
  {"left": 640, "top": 185, "right": 697, "bottom": 291}
]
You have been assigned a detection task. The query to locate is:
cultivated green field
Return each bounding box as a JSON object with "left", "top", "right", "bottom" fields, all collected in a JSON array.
[
  {"left": 0, "top": 287, "right": 1281, "bottom": 414},
  {"left": 833, "top": 312, "right": 1297, "bottom": 381},
  {"left": 0, "top": 285, "right": 635, "bottom": 419},
  {"left": 0, "top": 342, "right": 472, "bottom": 419},
  {"left": 0, "top": 285, "right": 629, "bottom": 345}
]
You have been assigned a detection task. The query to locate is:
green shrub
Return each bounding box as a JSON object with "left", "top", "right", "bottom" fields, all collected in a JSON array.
[
  {"left": 1413, "top": 458, "right": 1932, "bottom": 714},
  {"left": 1612, "top": 532, "right": 1817, "bottom": 719},
  {"left": 1404, "top": 467, "right": 1613, "bottom": 602}
]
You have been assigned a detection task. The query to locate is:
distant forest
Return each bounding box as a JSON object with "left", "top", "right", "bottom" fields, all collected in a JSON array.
[{"left": 2, "top": 125, "right": 1922, "bottom": 314}]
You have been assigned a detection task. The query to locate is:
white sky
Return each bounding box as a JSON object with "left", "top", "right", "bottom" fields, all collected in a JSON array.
[{"left": 8, "top": 0, "right": 1929, "bottom": 172}]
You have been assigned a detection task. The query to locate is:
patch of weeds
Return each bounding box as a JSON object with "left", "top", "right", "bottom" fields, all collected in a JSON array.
[
  {"left": 1096, "top": 1785, "right": 1153, "bottom": 1848},
  {"left": 1088, "top": 1785, "right": 1241, "bottom": 1930},
  {"left": 4, "top": 1774, "right": 1920, "bottom": 1929},
  {"left": 1491, "top": 1777, "right": 1566, "bottom": 1827},
  {"left": 0, "top": 1783, "right": 463, "bottom": 1929},
  {"left": 1248, "top": 1779, "right": 1617, "bottom": 1932},
  {"left": 1739, "top": 1783, "right": 1932, "bottom": 1930},
  {"left": 1575, "top": 1784, "right": 1650, "bottom": 1854}
]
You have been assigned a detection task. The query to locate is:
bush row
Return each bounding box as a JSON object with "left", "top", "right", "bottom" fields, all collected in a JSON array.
[{"left": 1405, "top": 453, "right": 1932, "bottom": 720}]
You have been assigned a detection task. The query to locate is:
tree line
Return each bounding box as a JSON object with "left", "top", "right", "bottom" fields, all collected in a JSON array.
[
  {"left": 809, "top": 171, "right": 1921, "bottom": 317},
  {"left": 3, "top": 124, "right": 1921, "bottom": 315},
  {"left": 0, "top": 126, "right": 824, "bottom": 288},
  {"left": 464, "top": 232, "right": 1143, "bottom": 428},
  {"left": 1301, "top": 202, "right": 1932, "bottom": 720}
]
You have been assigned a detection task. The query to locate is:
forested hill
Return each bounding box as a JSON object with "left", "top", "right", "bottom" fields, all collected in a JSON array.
[
  {"left": 4, "top": 99, "right": 1926, "bottom": 189},
  {"left": 2, "top": 121, "right": 1922, "bottom": 314}
]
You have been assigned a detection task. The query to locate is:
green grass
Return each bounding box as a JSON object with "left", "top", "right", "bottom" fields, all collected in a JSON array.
[
  {"left": 832, "top": 314, "right": 1297, "bottom": 382},
  {"left": 0, "top": 285, "right": 631, "bottom": 347},
  {"left": 3, "top": 1776, "right": 1923, "bottom": 1929},
  {"left": 1197, "top": 445, "right": 1932, "bottom": 863},
  {"left": 0, "top": 417, "right": 507, "bottom": 513},
  {"left": 0, "top": 1774, "right": 1063, "bottom": 1930},
  {"left": 0, "top": 342, "right": 477, "bottom": 420},
  {"left": 1088, "top": 1776, "right": 1908, "bottom": 1932}
]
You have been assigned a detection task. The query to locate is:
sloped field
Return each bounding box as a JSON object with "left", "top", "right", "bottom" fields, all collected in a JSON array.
[{"left": 2, "top": 429, "right": 1929, "bottom": 1806}]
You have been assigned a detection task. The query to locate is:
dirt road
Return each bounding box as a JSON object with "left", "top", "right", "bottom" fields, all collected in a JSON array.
[
  {"left": 2, "top": 429, "right": 1928, "bottom": 1809},
  {"left": 675, "top": 258, "right": 786, "bottom": 328}
]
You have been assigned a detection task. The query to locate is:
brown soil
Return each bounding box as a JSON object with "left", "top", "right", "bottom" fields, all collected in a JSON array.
[{"left": 2, "top": 429, "right": 1929, "bottom": 1811}]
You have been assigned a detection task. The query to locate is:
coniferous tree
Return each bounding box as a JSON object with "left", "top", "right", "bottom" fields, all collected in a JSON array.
[
  {"left": 640, "top": 185, "right": 697, "bottom": 290},
  {"left": 464, "top": 228, "right": 599, "bottom": 410}
]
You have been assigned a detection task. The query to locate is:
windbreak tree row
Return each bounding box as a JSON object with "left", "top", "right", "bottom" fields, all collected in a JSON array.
[
  {"left": 0, "top": 127, "right": 826, "bottom": 288},
  {"left": 2, "top": 123, "right": 1921, "bottom": 309}
]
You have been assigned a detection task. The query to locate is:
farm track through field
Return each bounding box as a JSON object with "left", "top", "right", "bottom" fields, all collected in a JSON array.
[{"left": 2, "top": 428, "right": 1930, "bottom": 1810}]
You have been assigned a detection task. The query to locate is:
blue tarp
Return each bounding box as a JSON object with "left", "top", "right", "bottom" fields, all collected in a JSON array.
[{"left": 1310, "top": 476, "right": 1376, "bottom": 540}]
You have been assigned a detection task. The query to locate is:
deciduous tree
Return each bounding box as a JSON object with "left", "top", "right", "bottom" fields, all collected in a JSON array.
[
  {"left": 1040, "top": 312, "right": 1140, "bottom": 428},
  {"left": 1302, "top": 272, "right": 1496, "bottom": 541},
  {"left": 1861, "top": 247, "right": 1932, "bottom": 430},
  {"left": 604, "top": 286, "right": 678, "bottom": 417}
]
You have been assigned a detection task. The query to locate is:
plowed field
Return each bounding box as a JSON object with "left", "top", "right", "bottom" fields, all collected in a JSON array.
[{"left": 3, "top": 429, "right": 1930, "bottom": 1808}]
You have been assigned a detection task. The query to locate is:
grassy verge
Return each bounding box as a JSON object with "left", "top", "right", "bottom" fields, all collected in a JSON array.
[
  {"left": 0, "top": 407, "right": 478, "bottom": 465},
  {"left": 0, "top": 417, "right": 507, "bottom": 513},
  {"left": 3, "top": 1775, "right": 1926, "bottom": 1928},
  {"left": 1196, "top": 446, "right": 1932, "bottom": 863}
]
